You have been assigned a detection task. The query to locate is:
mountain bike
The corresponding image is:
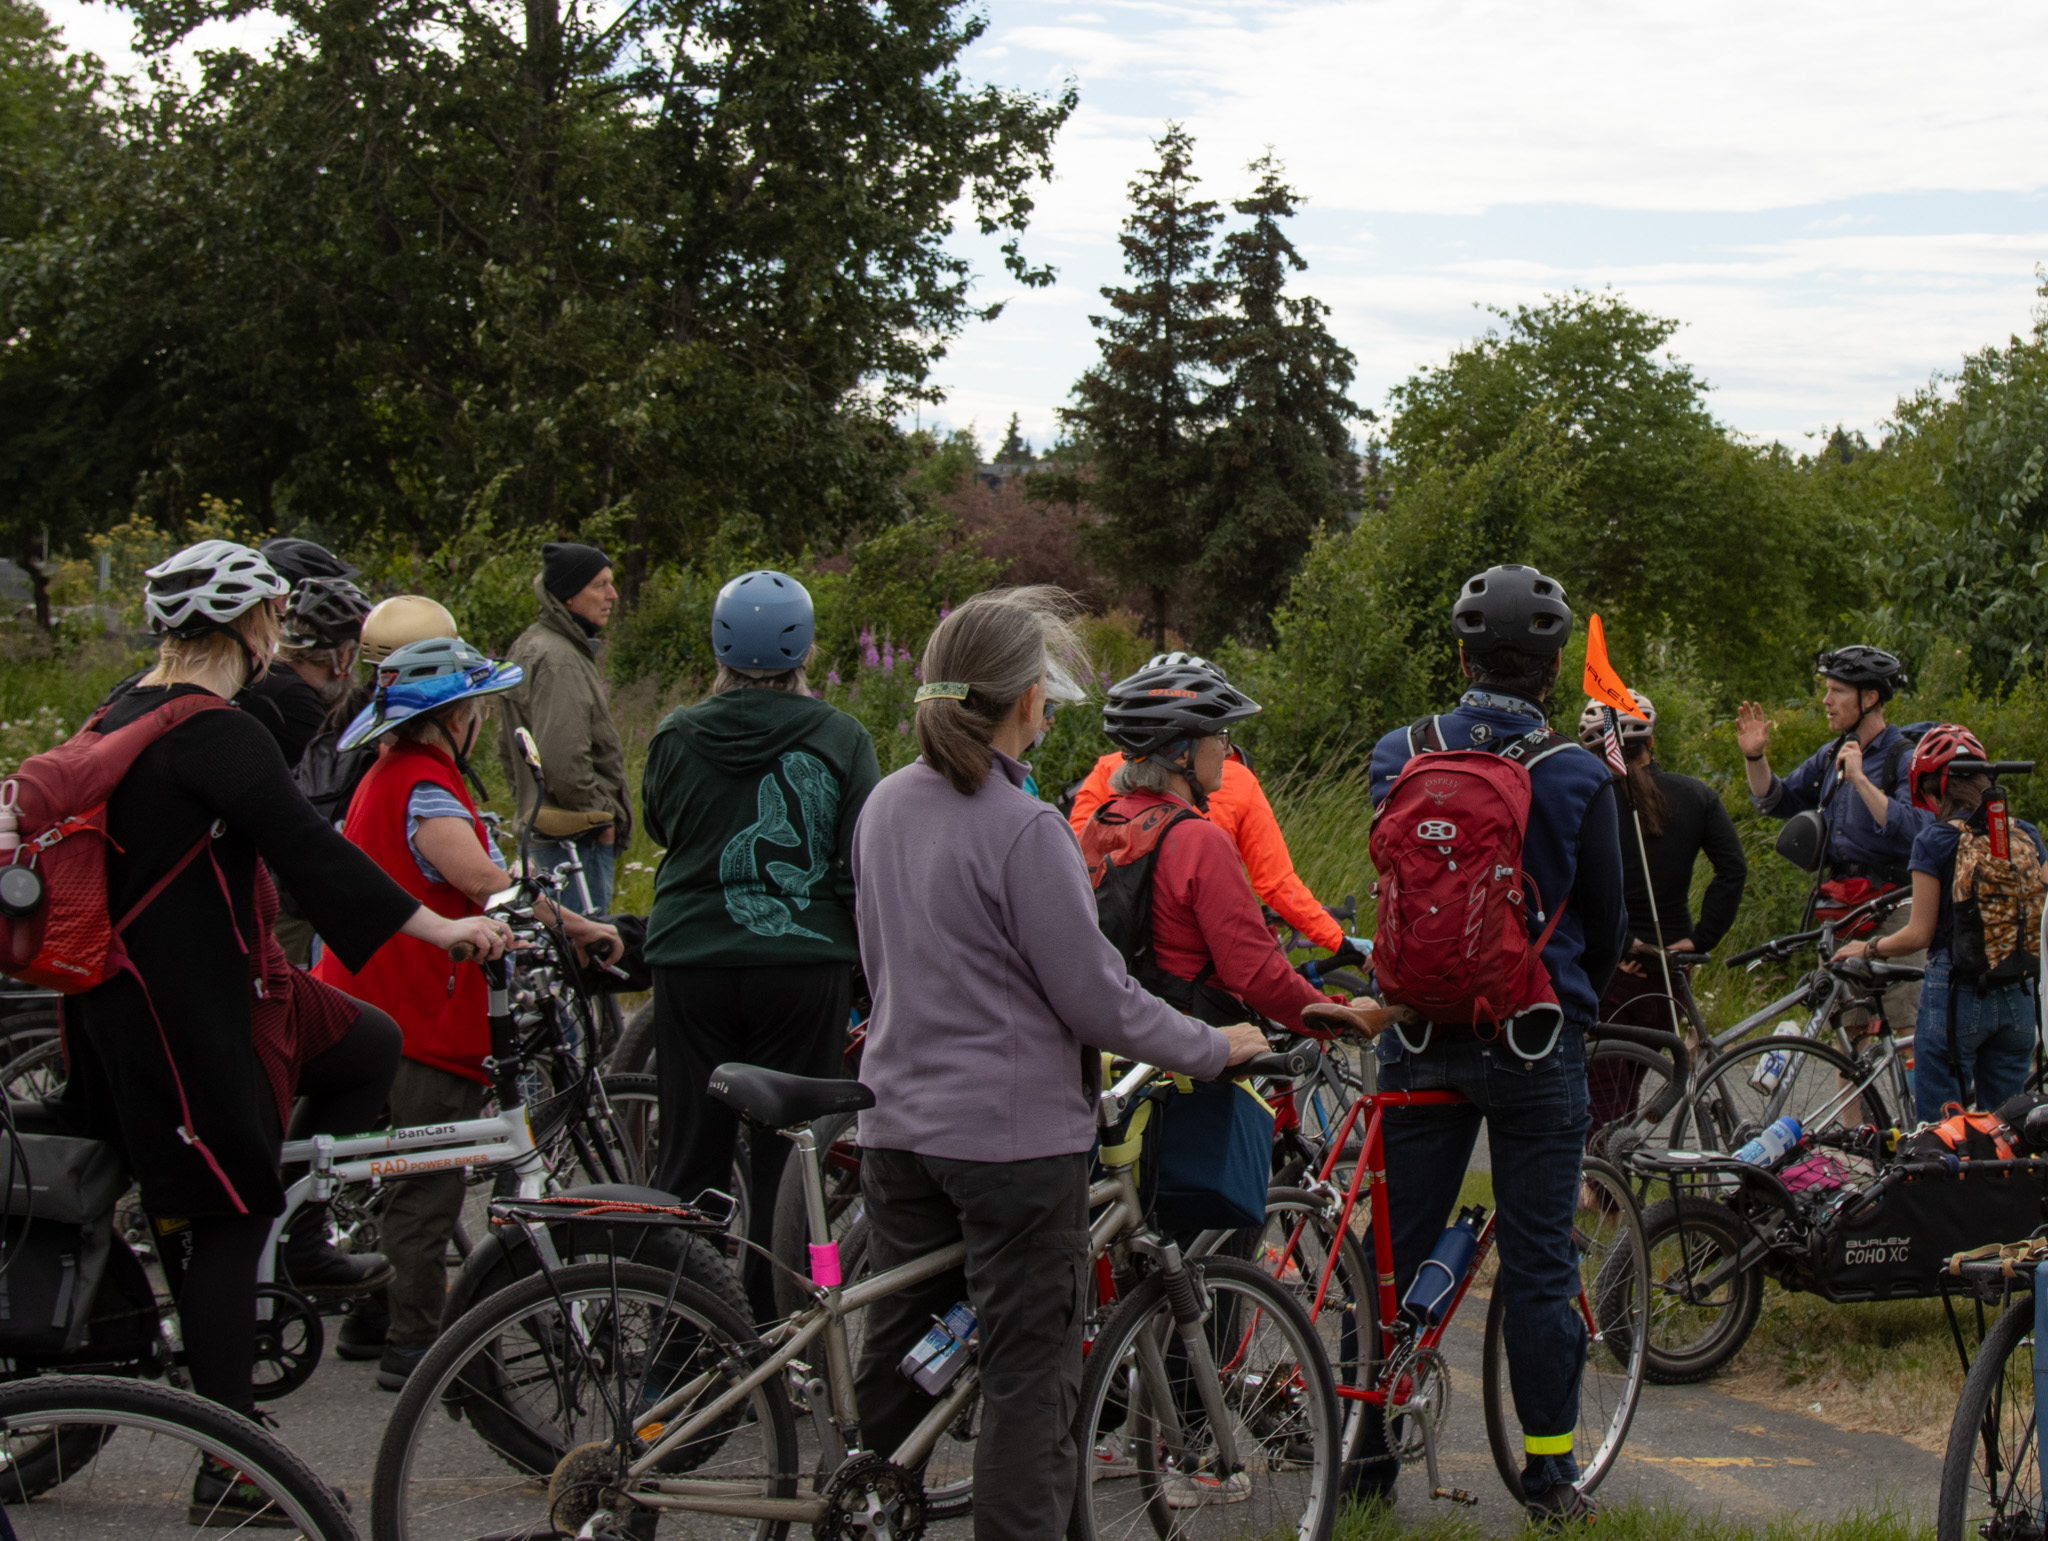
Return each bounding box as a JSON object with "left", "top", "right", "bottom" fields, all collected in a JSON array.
[
  {"left": 370, "top": 1043, "right": 1344, "bottom": 1541},
  {"left": 1929, "top": 1220, "right": 2048, "bottom": 1540},
  {"left": 0, "top": 1374, "right": 357, "bottom": 1538}
]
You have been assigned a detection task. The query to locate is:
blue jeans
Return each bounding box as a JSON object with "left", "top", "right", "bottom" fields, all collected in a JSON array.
[
  {"left": 1913, "top": 954, "right": 2036, "bottom": 1123},
  {"left": 526, "top": 835, "right": 614, "bottom": 915},
  {"left": 1354, "top": 1025, "right": 1591, "bottom": 1493}
]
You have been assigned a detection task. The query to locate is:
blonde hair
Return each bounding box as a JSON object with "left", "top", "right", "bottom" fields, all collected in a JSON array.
[
  {"left": 140, "top": 604, "right": 281, "bottom": 692},
  {"left": 913, "top": 586, "right": 1086, "bottom": 796}
]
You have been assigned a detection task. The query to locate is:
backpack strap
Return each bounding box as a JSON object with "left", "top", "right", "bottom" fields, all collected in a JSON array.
[
  {"left": 1496, "top": 728, "right": 1575, "bottom": 770},
  {"left": 1407, "top": 716, "right": 1446, "bottom": 757}
]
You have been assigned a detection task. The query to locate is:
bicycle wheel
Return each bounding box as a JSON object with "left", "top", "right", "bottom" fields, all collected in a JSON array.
[
  {"left": 1639, "top": 1196, "right": 1764, "bottom": 1384},
  {"left": 1587, "top": 1039, "right": 1696, "bottom": 1161},
  {"left": 769, "top": 1110, "right": 864, "bottom": 1320},
  {"left": 0, "top": 1034, "right": 66, "bottom": 1101},
  {"left": 1938, "top": 1290, "right": 2040, "bottom": 1541},
  {"left": 373, "top": 1260, "right": 798, "bottom": 1541},
  {"left": 1073, "top": 1254, "right": 1340, "bottom": 1541},
  {"left": 0, "top": 1373, "right": 353, "bottom": 1537},
  {"left": 1482, "top": 1155, "right": 1648, "bottom": 1499},
  {"left": 594, "top": 1071, "right": 660, "bottom": 1185},
  {"left": 1691, "top": 1036, "right": 1889, "bottom": 1174},
  {"left": 606, "top": 998, "right": 656, "bottom": 1076}
]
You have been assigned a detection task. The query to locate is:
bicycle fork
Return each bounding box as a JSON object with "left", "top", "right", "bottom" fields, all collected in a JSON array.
[{"left": 1130, "top": 1236, "right": 1242, "bottom": 1476}]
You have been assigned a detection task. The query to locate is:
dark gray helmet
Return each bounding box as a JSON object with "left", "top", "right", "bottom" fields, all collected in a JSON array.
[
  {"left": 1451, "top": 564, "right": 1573, "bottom": 655},
  {"left": 283, "top": 576, "right": 373, "bottom": 648},
  {"left": 1102, "top": 663, "right": 1261, "bottom": 756},
  {"left": 1815, "top": 645, "right": 1905, "bottom": 702},
  {"left": 258, "top": 537, "right": 358, "bottom": 585}
]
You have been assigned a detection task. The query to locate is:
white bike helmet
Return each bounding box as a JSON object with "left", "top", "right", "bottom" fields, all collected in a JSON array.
[
  {"left": 1577, "top": 691, "right": 1656, "bottom": 748},
  {"left": 143, "top": 541, "right": 288, "bottom": 638},
  {"left": 1145, "top": 651, "right": 1227, "bottom": 681}
]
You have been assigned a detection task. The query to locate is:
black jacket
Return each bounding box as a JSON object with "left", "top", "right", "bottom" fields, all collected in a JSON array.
[{"left": 1619, "top": 764, "right": 1748, "bottom": 953}]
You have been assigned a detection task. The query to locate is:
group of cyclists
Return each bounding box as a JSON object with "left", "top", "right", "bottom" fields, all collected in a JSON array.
[{"left": 18, "top": 528, "right": 2044, "bottom": 1533}]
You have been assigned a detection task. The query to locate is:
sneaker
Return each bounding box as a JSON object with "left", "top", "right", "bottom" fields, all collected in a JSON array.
[
  {"left": 187, "top": 1454, "right": 298, "bottom": 1528},
  {"left": 1091, "top": 1431, "right": 1136, "bottom": 1480},
  {"left": 336, "top": 1296, "right": 389, "bottom": 1360},
  {"left": 1163, "top": 1470, "right": 1251, "bottom": 1508},
  {"left": 1525, "top": 1481, "right": 1598, "bottom": 1526},
  {"left": 376, "top": 1343, "right": 431, "bottom": 1391}
]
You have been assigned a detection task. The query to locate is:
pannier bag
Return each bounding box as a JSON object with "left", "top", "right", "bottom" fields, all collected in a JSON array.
[
  {"left": 1098, "top": 1075, "right": 1275, "bottom": 1233},
  {"left": 0, "top": 1129, "right": 141, "bottom": 1357},
  {"left": 1368, "top": 719, "right": 1576, "bottom": 1034}
]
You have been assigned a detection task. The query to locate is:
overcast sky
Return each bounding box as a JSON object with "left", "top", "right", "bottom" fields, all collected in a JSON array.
[{"left": 41, "top": 0, "right": 2048, "bottom": 453}]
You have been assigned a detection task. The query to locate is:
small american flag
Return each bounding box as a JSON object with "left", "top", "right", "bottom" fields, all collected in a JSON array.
[{"left": 1600, "top": 707, "right": 1628, "bottom": 780}]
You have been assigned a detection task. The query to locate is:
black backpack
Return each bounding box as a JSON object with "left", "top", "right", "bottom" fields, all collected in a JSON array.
[
  {"left": 1079, "top": 801, "right": 1244, "bottom": 1027},
  {"left": 293, "top": 727, "right": 376, "bottom": 826}
]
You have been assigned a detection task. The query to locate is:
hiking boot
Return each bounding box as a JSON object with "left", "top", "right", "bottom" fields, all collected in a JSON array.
[
  {"left": 280, "top": 1203, "right": 393, "bottom": 1299},
  {"left": 1162, "top": 1470, "right": 1251, "bottom": 1508},
  {"left": 1525, "top": 1481, "right": 1598, "bottom": 1526},
  {"left": 377, "top": 1344, "right": 431, "bottom": 1391},
  {"left": 187, "top": 1455, "right": 299, "bottom": 1528},
  {"left": 336, "top": 1297, "right": 389, "bottom": 1361}
]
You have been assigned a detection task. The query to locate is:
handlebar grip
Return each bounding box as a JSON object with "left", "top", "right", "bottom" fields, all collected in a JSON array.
[
  {"left": 450, "top": 941, "right": 479, "bottom": 963},
  {"left": 1237, "top": 1042, "right": 1323, "bottom": 1081}
]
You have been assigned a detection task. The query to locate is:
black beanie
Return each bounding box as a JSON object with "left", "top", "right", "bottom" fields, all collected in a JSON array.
[{"left": 542, "top": 542, "right": 613, "bottom": 602}]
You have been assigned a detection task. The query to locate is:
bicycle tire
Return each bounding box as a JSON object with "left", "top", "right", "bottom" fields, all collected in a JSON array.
[
  {"left": 0, "top": 1033, "right": 66, "bottom": 1102},
  {"left": 1481, "top": 1155, "right": 1649, "bottom": 1500},
  {"left": 769, "top": 1109, "right": 864, "bottom": 1321},
  {"left": 1072, "top": 1255, "right": 1340, "bottom": 1541},
  {"left": 606, "top": 998, "right": 656, "bottom": 1076},
  {"left": 373, "top": 1260, "right": 798, "bottom": 1541},
  {"left": 1937, "top": 1290, "right": 2039, "bottom": 1541},
  {"left": 1691, "top": 1036, "right": 1890, "bottom": 1165},
  {"left": 1638, "top": 1196, "right": 1764, "bottom": 1384},
  {"left": 0, "top": 1373, "right": 355, "bottom": 1538},
  {"left": 594, "top": 1071, "right": 659, "bottom": 1185},
  {"left": 1586, "top": 1038, "right": 1696, "bottom": 1159}
]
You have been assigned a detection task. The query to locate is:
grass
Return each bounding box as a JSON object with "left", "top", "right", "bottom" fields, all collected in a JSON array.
[{"left": 1335, "top": 1494, "right": 1931, "bottom": 1540}]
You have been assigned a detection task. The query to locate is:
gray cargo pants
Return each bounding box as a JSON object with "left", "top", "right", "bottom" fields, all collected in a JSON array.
[
  {"left": 380, "top": 1059, "right": 487, "bottom": 1351},
  {"left": 853, "top": 1147, "right": 1090, "bottom": 1541}
]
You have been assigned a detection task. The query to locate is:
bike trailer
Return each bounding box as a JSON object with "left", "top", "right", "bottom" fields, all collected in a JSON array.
[{"left": 1819, "top": 1160, "right": 2048, "bottom": 1302}]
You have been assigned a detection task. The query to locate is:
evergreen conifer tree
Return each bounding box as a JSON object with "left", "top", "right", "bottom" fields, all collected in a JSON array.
[
  {"left": 1061, "top": 124, "right": 1225, "bottom": 644},
  {"left": 1198, "top": 154, "right": 1359, "bottom": 642},
  {"left": 994, "top": 412, "right": 1033, "bottom": 463}
]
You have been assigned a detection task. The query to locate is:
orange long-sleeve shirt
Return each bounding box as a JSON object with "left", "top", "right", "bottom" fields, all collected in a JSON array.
[{"left": 1067, "top": 752, "right": 1347, "bottom": 953}]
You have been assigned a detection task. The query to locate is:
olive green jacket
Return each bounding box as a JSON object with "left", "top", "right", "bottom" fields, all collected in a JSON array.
[{"left": 496, "top": 576, "right": 633, "bottom": 846}]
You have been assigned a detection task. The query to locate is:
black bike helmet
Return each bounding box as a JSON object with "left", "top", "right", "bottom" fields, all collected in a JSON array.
[
  {"left": 1814, "top": 645, "right": 1905, "bottom": 702},
  {"left": 258, "top": 536, "right": 359, "bottom": 585},
  {"left": 1101, "top": 663, "right": 1261, "bottom": 757},
  {"left": 283, "top": 576, "right": 374, "bottom": 648},
  {"left": 1450, "top": 564, "right": 1573, "bottom": 655}
]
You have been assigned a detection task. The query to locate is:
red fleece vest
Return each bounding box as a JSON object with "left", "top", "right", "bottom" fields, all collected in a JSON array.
[{"left": 314, "top": 741, "right": 490, "bottom": 1082}]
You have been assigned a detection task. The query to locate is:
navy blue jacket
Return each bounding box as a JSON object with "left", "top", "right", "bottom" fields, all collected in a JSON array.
[
  {"left": 1753, "top": 723, "right": 1931, "bottom": 880},
  {"left": 1369, "top": 691, "right": 1628, "bottom": 1026}
]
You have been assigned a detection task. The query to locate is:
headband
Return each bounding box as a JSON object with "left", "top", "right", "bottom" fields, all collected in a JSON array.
[{"left": 915, "top": 681, "right": 971, "bottom": 703}]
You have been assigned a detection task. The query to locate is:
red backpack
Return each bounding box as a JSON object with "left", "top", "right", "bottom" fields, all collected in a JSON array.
[
  {"left": 1368, "top": 718, "right": 1577, "bottom": 1033},
  {"left": 0, "top": 694, "right": 232, "bottom": 992}
]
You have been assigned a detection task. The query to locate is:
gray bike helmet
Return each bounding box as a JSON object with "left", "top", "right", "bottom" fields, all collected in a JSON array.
[
  {"left": 1815, "top": 645, "right": 1905, "bottom": 702},
  {"left": 339, "top": 637, "right": 523, "bottom": 751},
  {"left": 283, "top": 576, "right": 374, "bottom": 649},
  {"left": 1450, "top": 564, "right": 1573, "bottom": 655},
  {"left": 1102, "top": 662, "right": 1262, "bottom": 757},
  {"left": 712, "top": 570, "right": 815, "bottom": 671},
  {"left": 1576, "top": 691, "right": 1655, "bottom": 748},
  {"left": 143, "top": 541, "right": 289, "bottom": 638}
]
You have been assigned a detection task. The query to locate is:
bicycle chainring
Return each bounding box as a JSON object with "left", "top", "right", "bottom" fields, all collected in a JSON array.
[
  {"left": 548, "top": 1439, "right": 632, "bottom": 1535},
  {"left": 817, "top": 1453, "right": 927, "bottom": 1541},
  {"left": 1385, "top": 1346, "right": 1451, "bottom": 1462}
]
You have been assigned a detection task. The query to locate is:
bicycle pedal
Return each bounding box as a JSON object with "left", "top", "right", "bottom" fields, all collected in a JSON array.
[{"left": 1433, "top": 1486, "right": 1479, "bottom": 1507}]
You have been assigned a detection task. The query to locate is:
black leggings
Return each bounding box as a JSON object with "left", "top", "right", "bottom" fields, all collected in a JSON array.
[{"left": 172, "top": 1005, "right": 402, "bottom": 1417}]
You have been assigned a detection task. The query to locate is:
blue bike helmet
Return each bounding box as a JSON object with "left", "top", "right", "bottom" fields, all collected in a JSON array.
[
  {"left": 339, "top": 637, "right": 523, "bottom": 751},
  {"left": 712, "top": 570, "right": 814, "bottom": 671}
]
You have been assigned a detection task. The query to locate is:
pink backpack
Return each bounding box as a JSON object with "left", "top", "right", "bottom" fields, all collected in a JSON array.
[
  {"left": 0, "top": 693, "right": 231, "bottom": 992},
  {"left": 1368, "top": 718, "right": 1576, "bottom": 1033}
]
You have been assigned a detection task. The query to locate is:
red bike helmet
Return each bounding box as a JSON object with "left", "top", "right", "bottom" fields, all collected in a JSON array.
[{"left": 1908, "top": 724, "right": 1989, "bottom": 812}]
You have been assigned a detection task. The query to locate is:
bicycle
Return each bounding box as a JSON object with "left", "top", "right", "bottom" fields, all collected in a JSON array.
[
  {"left": 370, "top": 1043, "right": 1345, "bottom": 1541},
  {"left": 1225, "top": 1012, "right": 1651, "bottom": 1510},
  {"left": 0, "top": 1373, "right": 356, "bottom": 1537}
]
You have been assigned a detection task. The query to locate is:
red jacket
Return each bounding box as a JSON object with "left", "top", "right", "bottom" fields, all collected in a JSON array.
[
  {"left": 314, "top": 741, "right": 490, "bottom": 1082},
  {"left": 1085, "top": 790, "right": 1326, "bottom": 1032},
  {"left": 1068, "top": 753, "right": 1344, "bottom": 952}
]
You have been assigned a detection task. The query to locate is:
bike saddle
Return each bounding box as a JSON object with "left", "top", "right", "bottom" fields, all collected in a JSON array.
[{"left": 707, "top": 1063, "right": 875, "bottom": 1128}]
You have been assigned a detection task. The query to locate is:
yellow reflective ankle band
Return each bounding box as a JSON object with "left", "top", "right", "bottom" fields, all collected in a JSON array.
[{"left": 1523, "top": 1432, "right": 1574, "bottom": 1455}]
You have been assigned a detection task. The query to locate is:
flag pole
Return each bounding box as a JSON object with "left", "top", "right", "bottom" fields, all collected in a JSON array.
[{"left": 1605, "top": 704, "right": 1686, "bottom": 1045}]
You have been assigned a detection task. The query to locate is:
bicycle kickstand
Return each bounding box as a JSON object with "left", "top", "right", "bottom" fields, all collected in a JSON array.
[{"left": 1412, "top": 1406, "right": 1477, "bottom": 1508}]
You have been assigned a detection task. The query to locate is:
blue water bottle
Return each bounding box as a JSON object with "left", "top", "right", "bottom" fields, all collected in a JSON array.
[
  {"left": 1400, "top": 1206, "right": 1487, "bottom": 1326},
  {"left": 1732, "top": 1116, "right": 1803, "bottom": 1168}
]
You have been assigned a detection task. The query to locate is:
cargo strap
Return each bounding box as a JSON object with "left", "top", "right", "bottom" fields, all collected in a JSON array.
[{"left": 1099, "top": 1100, "right": 1153, "bottom": 1168}]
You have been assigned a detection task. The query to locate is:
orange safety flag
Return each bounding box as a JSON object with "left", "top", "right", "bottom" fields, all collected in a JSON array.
[{"left": 1582, "top": 614, "right": 1647, "bottom": 719}]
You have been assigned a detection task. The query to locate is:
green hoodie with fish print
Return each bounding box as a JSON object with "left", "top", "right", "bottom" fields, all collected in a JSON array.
[{"left": 641, "top": 687, "right": 881, "bottom": 968}]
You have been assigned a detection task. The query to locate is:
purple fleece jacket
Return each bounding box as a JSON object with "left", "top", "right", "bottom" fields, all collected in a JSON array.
[{"left": 852, "top": 750, "right": 1230, "bottom": 1163}]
